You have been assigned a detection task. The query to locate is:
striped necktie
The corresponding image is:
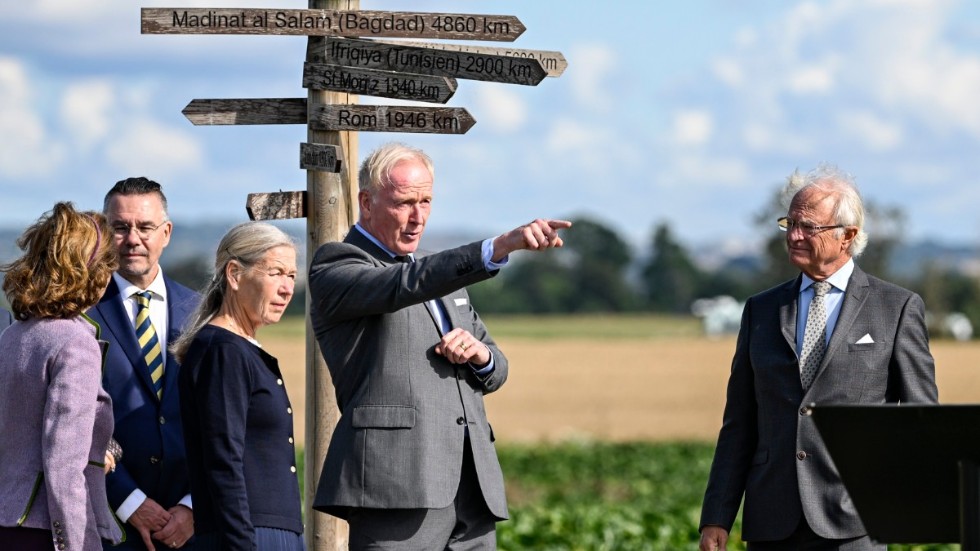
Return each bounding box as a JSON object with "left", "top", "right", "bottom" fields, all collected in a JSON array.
[{"left": 134, "top": 291, "right": 164, "bottom": 399}]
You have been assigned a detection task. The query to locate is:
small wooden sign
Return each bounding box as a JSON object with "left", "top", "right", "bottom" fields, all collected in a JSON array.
[
  {"left": 183, "top": 98, "right": 307, "bottom": 125},
  {"left": 309, "top": 105, "right": 475, "bottom": 134},
  {"left": 303, "top": 63, "right": 456, "bottom": 104},
  {"left": 142, "top": 9, "right": 524, "bottom": 41},
  {"left": 300, "top": 143, "right": 343, "bottom": 172},
  {"left": 371, "top": 39, "right": 567, "bottom": 78},
  {"left": 246, "top": 191, "right": 306, "bottom": 220},
  {"left": 318, "top": 37, "right": 545, "bottom": 86}
]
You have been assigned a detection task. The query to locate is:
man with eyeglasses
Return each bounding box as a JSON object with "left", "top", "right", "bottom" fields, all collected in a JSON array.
[
  {"left": 88, "top": 177, "right": 200, "bottom": 551},
  {"left": 699, "top": 165, "right": 938, "bottom": 551}
]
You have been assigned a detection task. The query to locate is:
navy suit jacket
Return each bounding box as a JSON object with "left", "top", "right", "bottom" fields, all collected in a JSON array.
[{"left": 87, "top": 275, "right": 198, "bottom": 549}]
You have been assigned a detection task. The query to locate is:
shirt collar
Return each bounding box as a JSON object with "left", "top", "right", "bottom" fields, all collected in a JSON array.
[
  {"left": 800, "top": 258, "right": 854, "bottom": 295},
  {"left": 354, "top": 223, "right": 405, "bottom": 261},
  {"left": 114, "top": 269, "right": 168, "bottom": 303}
]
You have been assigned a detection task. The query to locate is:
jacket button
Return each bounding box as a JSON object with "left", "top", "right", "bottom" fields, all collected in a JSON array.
[
  {"left": 277, "top": 378, "right": 283, "bottom": 386},
  {"left": 288, "top": 437, "right": 294, "bottom": 444},
  {"left": 799, "top": 406, "right": 810, "bottom": 416},
  {"left": 159, "top": 416, "right": 166, "bottom": 425},
  {"left": 456, "top": 417, "right": 466, "bottom": 425},
  {"left": 797, "top": 451, "right": 807, "bottom": 460},
  {"left": 290, "top": 466, "right": 297, "bottom": 473},
  {"left": 150, "top": 456, "right": 160, "bottom": 464},
  {"left": 53, "top": 521, "right": 62, "bottom": 528},
  {"left": 287, "top": 407, "right": 292, "bottom": 415}
]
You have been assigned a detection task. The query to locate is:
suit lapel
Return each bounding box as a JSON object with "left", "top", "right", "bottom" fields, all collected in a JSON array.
[
  {"left": 160, "top": 277, "right": 193, "bottom": 399},
  {"left": 95, "top": 279, "right": 156, "bottom": 394},
  {"left": 820, "top": 266, "right": 870, "bottom": 372},
  {"left": 780, "top": 275, "right": 802, "bottom": 353},
  {"left": 345, "top": 226, "right": 456, "bottom": 334}
]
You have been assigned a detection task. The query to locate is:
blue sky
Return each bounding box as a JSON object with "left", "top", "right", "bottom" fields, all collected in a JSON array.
[{"left": 4, "top": 0, "right": 980, "bottom": 254}]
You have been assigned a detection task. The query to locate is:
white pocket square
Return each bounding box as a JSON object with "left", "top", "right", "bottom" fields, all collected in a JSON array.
[
  {"left": 855, "top": 334, "right": 875, "bottom": 344},
  {"left": 454, "top": 298, "right": 468, "bottom": 306}
]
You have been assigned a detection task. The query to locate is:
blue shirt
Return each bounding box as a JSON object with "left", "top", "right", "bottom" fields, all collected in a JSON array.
[{"left": 796, "top": 259, "right": 854, "bottom": 358}]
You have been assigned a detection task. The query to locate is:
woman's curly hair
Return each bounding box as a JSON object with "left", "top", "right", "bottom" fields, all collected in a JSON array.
[{"left": 3, "top": 202, "right": 118, "bottom": 320}]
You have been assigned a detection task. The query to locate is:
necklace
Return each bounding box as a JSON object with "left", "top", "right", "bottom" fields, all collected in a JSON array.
[{"left": 217, "top": 315, "right": 260, "bottom": 347}]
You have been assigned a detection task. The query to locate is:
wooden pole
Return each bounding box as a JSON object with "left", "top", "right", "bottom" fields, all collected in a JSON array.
[{"left": 305, "top": 1, "right": 359, "bottom": 550}]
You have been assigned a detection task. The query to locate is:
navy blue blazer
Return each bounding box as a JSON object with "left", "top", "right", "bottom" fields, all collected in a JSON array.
[{"left": 87, "top": 276, "right": 198, "bottom": 549}]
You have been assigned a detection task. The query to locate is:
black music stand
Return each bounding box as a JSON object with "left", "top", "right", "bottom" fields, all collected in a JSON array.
[{"left": 811, "top": 404, "right": 980, "bottom": 549}]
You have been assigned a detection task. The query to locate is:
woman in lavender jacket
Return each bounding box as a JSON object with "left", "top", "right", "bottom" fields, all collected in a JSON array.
[{"left": 0, "top": 202, "right": 123, "bottom": 551}]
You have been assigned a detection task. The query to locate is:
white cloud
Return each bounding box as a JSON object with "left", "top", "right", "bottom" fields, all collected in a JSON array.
[
  {"left": 712, "top": 57, "right": 744, "bottom": 88},
  {"left": 546, "top": 118, "right": 593, "bottom": 155},
  {"left": 837, "top": 110, "right": 904, "bottom": 151},
  {"left": 0, "top": 57, "right": 62, "bottom": 177},
  {"left": 662, "top": 154, "right": 751, "bottom": 189},
  {"left": 787, "top": 63, "right": 836, "bottom": 94},
  {"left": 105, "top": 119, "right": 203, "bottom": 177},
  {"left": 671, "top": 109, "right": 713, "bottom": 147},
  {"left": 60, "top": 79, "right": 115, "bottom": 149},
  {"left": 567, "top": 43, "right": 617, "bottom": 113},
  {"left": 472, "top": 86, "right": 527, "bottom": 134}
]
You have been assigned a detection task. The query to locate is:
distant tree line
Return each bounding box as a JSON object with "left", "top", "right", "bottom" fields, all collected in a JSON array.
[
  {"left": 146, "top": 193, "right": 980, "bottom": 339},
  {"left": 466, "top": 207, "right": 980, "bottom": 339}
]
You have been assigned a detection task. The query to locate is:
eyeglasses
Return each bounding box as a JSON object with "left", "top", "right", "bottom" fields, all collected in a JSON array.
[
  {"left": 111, "top": 222, "right": 166, "bottom": 240},
  {"left": 777, "top": 217, "right": 844, "bottom": 236}
]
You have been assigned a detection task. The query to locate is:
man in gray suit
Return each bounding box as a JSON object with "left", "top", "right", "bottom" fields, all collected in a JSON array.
[
  {"left": 699, "top": 165, "right": 938, "bottom": 551},
  {"left": 308, "top": 142, "right": 570, "bottom": 550}
]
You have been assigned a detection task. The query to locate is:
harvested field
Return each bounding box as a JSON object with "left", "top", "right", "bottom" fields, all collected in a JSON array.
[{"left": 262, "top": 334, "right": 980, "bottom": 447}]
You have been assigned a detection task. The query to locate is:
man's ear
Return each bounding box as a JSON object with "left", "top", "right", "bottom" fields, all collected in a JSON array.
[
  {"left": 841, "top": 226, "right": 858, "bottom": 250},
  {"left": 358, "top": 190, "right": 372, "bottom": 217}
]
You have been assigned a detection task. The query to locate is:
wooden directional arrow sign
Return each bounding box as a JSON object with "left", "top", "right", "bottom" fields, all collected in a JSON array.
[
  {"left": 303, "top": 64, "right": 456, "bottom": 104},
  {"left": 183, "top": 98, "right": 307, "bottom": 125},
  {"left": 319, "top": 37, "right": 545, "bottom": 86},
  {"left": 372, "top": 39, "right": 567, "bottom": 78},
  {"left": 309, "top": 105, "right": 475, "bottom": 134},
  {"left": 142, "top": 9, "right": 524, "bottom": 41},
  {"left": 246, "top": 191, "right": 306, "bottom": 220},
  {"left": 300, "top": 143, "right": 343, "bottom": 172}
]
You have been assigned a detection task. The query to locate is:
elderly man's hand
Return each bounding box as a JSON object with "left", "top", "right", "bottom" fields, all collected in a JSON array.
[
  {"left": 435, "top": 328, "right": 490, "bottom": 366},
  {"left": 491, "top": 219, "right": 572, "bottom": 262},
  {"left": 129, "top": 498, "right": 172, "bottom": 551},
  {"left": 699, "top": 526, "right": 729, "bottom": 551},
  {"left": 152, "top": 504, "right": 194, "bottom": 549}
]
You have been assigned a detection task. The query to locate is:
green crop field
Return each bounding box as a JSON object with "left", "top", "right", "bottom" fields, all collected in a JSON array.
[
  {"left": 297, "top": 443, "right": 958, "bottom": 550},
  {"left": 276, "top": 313, "right": 974, "bottom": 549}
]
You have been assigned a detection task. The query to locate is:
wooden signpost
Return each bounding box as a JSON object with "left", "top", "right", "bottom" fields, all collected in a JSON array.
[
  {"left": 302, "top": 63, "right": 457, "bottom": 103},
  {"left": 315, "top": 36, "right": 546, "bottom": 86},
  {"left": 142, "top": 8, "right": 525, "bottom": 40},
  {"left": 141, "top": 3, "right": 564, "bottom": 549},
  {"left": 372, "top": 39, "right": 568, "bottom": 78},
  {"left": 310, "top": 104, "right": 475, "bottom": 134}
]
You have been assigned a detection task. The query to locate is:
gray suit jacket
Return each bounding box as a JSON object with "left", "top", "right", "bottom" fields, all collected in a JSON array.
[
  {"left": 0, "top": 317, "right": 124, "bottom": 549},
  {"left": 308, "top": 228, "right": 508, "bottom": 520},
  {"left": 700, "top": 265, "right": 938, "bottom": 542}
]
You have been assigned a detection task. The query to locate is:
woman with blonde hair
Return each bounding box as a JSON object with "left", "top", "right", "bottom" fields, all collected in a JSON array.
[
  {"left": 0, "top": 201, "right": 124, "bottom": 550},
  {"left": 173, "top": 221, "right": 304, "bottom": 551}
]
